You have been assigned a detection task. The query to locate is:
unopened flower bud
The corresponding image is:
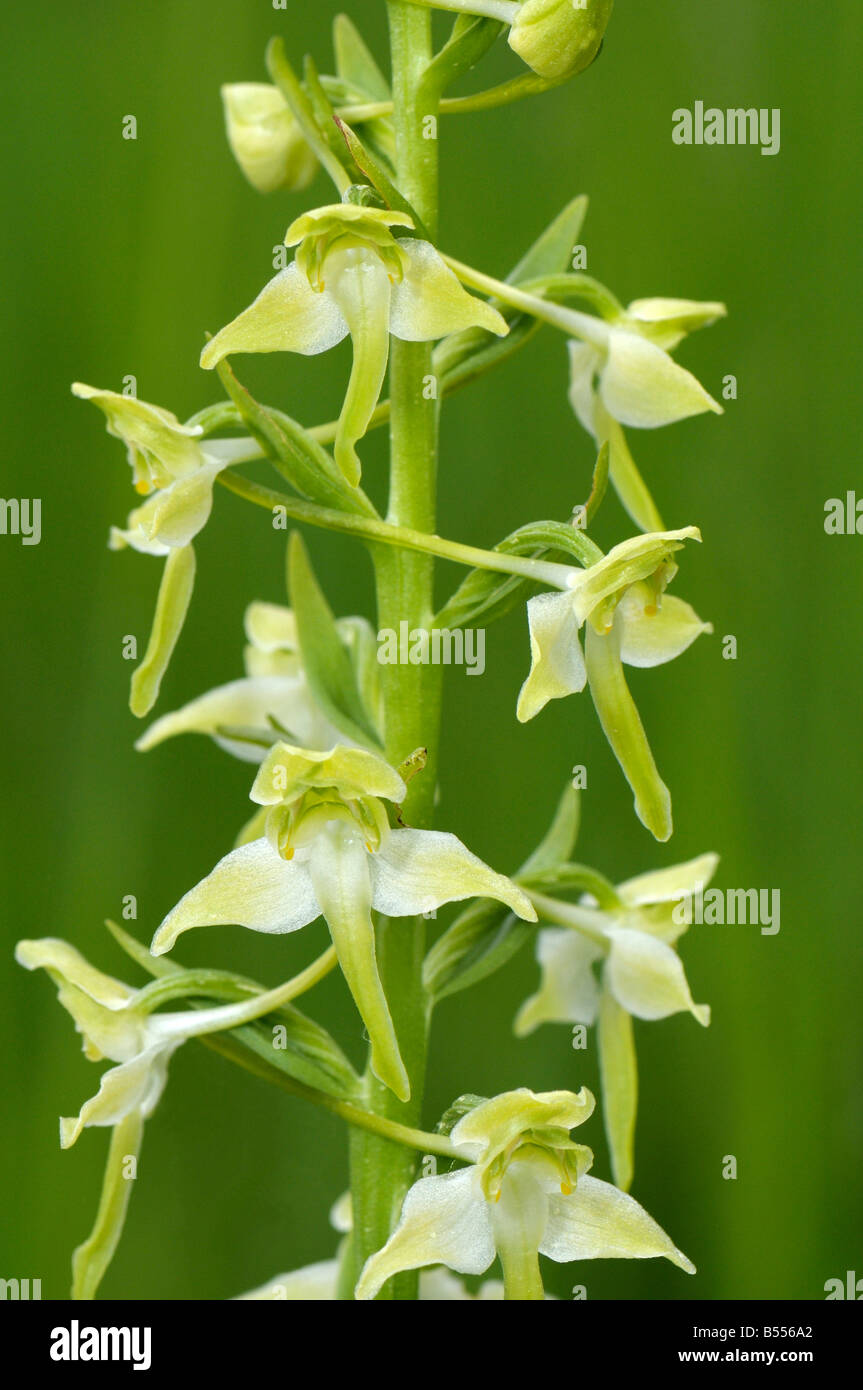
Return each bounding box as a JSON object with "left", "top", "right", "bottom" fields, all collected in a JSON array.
[
  {"left": 509, "top": 0, "right": 614, "bottom": 82},
  {"left": 222, "top": 83, "right": 317, "bottom": 194}
]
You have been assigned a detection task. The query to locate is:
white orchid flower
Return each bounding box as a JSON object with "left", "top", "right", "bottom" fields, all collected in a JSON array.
[
  {"left": 517, "top": 528, "right": 712, "bottom": 841},
  {"left": 152, "top": 743, "right": 536, "bottom": 1102},
  {"left": 357, "top": 1087, "right": 694, "bottom": 1300},
  {"left": 73, "top": 384, "right": 259, "bottom": 716},
  {"left": 568, "top": 296, "right": 726, "bottom": 530},
  {"left": 136, "top": 601, "right": 378, "bottom": 764},
  {"left": 200, "top": 204, "right": 508, "bottom": 485},
  {"left": 15, "top": 936, "right": 315, "bottom": 1299},
  {"left": 517, "top": 853, "right": 716, "bottom": 1189}
]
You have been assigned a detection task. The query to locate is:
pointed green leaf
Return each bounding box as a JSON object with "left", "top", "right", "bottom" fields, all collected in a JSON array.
[
  {"left": 288, "top": 532, "right": 382, "bottom": 750},
  {"left": 520, "top": 784, "right": 581, "bottom": 876},
  {"left": 212, "top": 357, "right": 369, "bottom": 515},
  {"left": 333, "top": 14, "right": 391, "bottom": 102},
  {"left": 423, "top": 902, "right": 533, "bottom": 1001},
  {"left": 508, "top": 196, "right": 589, "bottom": 286}
]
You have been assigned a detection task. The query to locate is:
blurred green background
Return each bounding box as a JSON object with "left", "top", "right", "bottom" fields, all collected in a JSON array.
[{"left": 2, "top": 0, "right": 861, "bottom": 1301}]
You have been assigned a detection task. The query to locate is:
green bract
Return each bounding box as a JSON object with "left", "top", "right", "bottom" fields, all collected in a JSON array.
[
  {"left": 356, "top": 1086, "right": 693, "bottom": 1299},
  {"left": 517, "top": 529, "right": 712, "bottom": 840},
  {"left": 517, "top": 852, "right": 716, "bottom": 1188},
  {"left": 200, "top": 204, "right": 508, "bottom": 485},
  {"left": 151, "top": 742, "right": 536, "bottom": 1102},
  {"left": 222, "top": 83, "right": 318, "bottom": 193}
]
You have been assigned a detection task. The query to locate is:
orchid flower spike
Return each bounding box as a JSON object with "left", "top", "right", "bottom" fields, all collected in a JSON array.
[
  {"left": 517, "top": 528, "right": 712, "bottom": 840},
  {"left": 357, "top": 1087, "right": 694, "bottom": 1300},
  {"left": 199, "top": 204, "right": 508, "bottom": 485},
  {"left": 136, "top": 601, "right": 380, "bottom": 764},
  {"left": 72, "top": 384, "right": 259, "bottom": 717},
  {"left": 517, "top": 852, "right": 716, "bottom": 1189},
  {"left": 568, "top": 297, "right": 726, "bottom": 530},
  {"left": 151, "top": 743, "right": 535, "bottom": 1101},
  {"left": 15, "top": 936, "right": 310, "bottom": 1299}
]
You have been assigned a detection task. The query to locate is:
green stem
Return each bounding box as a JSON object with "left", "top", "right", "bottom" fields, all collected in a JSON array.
[
  {"left": 216, "top": 471, "right": 574, "bottom": 586},
  {"left": 443, "top": 254, "right": 612, "bottom": 347},
  {"left": 346, "top": 0, "right": 442, "bottom": 1303}
]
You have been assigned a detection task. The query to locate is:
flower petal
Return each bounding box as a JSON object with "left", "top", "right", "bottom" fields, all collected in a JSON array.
[
  {"left": 129, "top": 544, "right": 197, "bottom": 719},
  {"left": 71, "top": 1109, "right": 145, "bottom": 1300},
  {"left": 60, "top": 1046, "right": 174, "bottom": 1148},
  {"left": 390, "top": 240, "right": 508, "bottom": 341},
  {"left": 605, "top": 927, "right": 710, "bottom": 1025},
  {"left": 617, "top": 583, "right": 713, "bottom": 668},
  {"left": 626, "top": 297, "right": 726, "bottom": 351},
  {"left": 597, "top": 989, "right": 637, "bottom": 1192},
  {"left": 72, "top": 383, "right": 203, "bottom": 489},
  {"left": 135, "top": 676, "right": 329, "bottom": 763},
  {"left": 355, "top": 1168, "right": 495, "bottom": 1300},
  {"left": 599, "top": 328, "right": 722, "bottom": 429},
  {"left": 151, "top": 838, "right": 320, "bottom": 956},
  {"left": 568, "top": 528, "right": 700, "bottom": 628},
  {"left": 584, "top": 619, "right": 673, "bottom": 842},
  {"left": 371, "top": 829, "right": 536, "bottom": 921},
  {"left": 200, "top": 264, "right": 348, "bottom": 369},
  {"left": 308, "top": 824, "right": 408, "bottom": 1102},
  {"left": 514, "top": 928, "right": 602, "bottom": 1035},
  {"left": 541, "top": 1174, "right": 695, "bottom": 1273},
  {"left": 234, "top": 1261, "right": 339, "bottom": 1300},
  {"left": 323, "top": 246, "right": 393, "bottom": 485},
  {"left": 517, "top": 590, "right": 586, "bottom": 722},
  {"left": 567, "top": 341, "right": 601, "bottom": 435},
  {"left": 617, "top": 852, "right": 719, "bottom": 907},
  {"left": 251, "top": 742, "right": 405, "bottom": 806}
]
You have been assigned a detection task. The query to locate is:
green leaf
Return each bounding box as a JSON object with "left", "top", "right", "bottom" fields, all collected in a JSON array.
[
  {"left": 333, "top": 13, "right": 391, "bottom": 103},
  {"left": 432, "top": 197, "right": 590, "bottom": 399},
  {"left": 233, "top": 1005, "right": 359, "bottom": 1099},
  {"left": 433, "top": 519, "right": 602, "bottom": 632},
  {"left": 288, "top": 532, "right": 383, "bottom": 750},
  {"left": 508, "top": 195, "right": 589, "bottom": 285},
  {"left": 519, "top": 784, "right": 581, "bottom": 876},
  {"left": 303, "top": 55, "right": 369, "bottom": 186},
  {"left": 104, "top": 921, "right": 359, "bottom": 1099},
  {"left": 423, "top": 900, "right": 533, "bottom": 1001},
  {"left": 334, "top": 116, "right": 428, "bottom": 237},
  {"left": 422, "top": 17, "right": 505, "bottom": 99},
  {"left": 212, "top": 357, "right": 370, "bottom": 516},
  {"left": 520, "top": 862, "right": 621, "bottom": 909},
  {"left": 436, "top": 1092, "right": 487, "bottom": 1137}
]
